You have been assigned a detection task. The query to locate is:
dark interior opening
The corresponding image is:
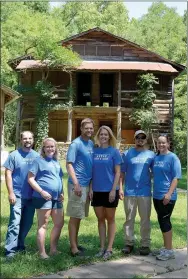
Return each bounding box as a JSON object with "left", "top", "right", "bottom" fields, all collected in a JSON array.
[
  {"left": 77, "top": 73, "right": 92, "bottom": 105},
  {"left": 99, "top": 73, "right": 114, "bottom": 106}
]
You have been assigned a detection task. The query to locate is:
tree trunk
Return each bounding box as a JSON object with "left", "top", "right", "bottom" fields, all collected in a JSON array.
[{"left": 67, "top": 109, "right": 72, "bottom": 142}]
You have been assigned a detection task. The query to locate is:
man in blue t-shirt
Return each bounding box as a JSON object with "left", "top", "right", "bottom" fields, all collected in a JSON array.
[
  {"left": 3, "top": 131, "right": 39, "bottom": 258},
  {"left": 120, "top": 130, "right": 155, "bottom": 256},
  {"left": 66, "top": 118, "right": 94, "bottom": 257}
]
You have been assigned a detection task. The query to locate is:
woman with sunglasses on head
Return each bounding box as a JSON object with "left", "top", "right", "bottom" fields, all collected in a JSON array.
[
  {"left": 89, "top": 126, "right": 122, "bottom": 260},
  {"left": 152, "top": 134, "right": 181, "bottom": 261},
  {"left": 28, "top": 138, "right": 64, "bottom": 259}
]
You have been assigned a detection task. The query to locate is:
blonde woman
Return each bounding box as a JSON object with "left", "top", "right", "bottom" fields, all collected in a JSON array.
[
  {"left": 89, "top": 126, "right": 122, "bottom": 260},
  {"left": 28, "top": 138, "right": 64, "bottom": 259}
]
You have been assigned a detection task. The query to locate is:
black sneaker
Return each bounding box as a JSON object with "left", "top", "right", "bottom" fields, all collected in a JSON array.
[
  {"left": 122, "top": 245, "right": 134, "bottom": 255},
  {"left": 139, "top": 246, "right": 150, "bottom": 256}
]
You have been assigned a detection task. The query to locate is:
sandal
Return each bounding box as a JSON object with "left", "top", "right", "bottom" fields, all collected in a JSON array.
[
  {"left": 103, "top": 250, "right": 113, "bottom": 260},
  {"left": 95, "top": 249, "right": 106, "bottom": 257},
  {"left": 71, "top": 250, "right": 85, "bottom": 257}
]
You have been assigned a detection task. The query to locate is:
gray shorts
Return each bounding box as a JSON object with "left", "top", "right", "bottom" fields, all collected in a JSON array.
[
  {"left": 32, "top": 197, "right": 63, "bottom": 209},
  {"left": 66, "top": 183, "right": 90, "bottom": 219}
]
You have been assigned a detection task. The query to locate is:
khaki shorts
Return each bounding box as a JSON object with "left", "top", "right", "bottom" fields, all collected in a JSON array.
[{"left": 66, "top": 183, "right": 90, "bottom": 219}]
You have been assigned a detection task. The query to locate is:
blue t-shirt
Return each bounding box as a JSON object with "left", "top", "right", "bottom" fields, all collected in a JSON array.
[
  {"left": 3, "top": 148, "right": 39, "bottom": 199},
  {"left": 121, "top": 148, "right": 155, "bottom": 197},
  {"left": 66, "top": 136, "right": 94, "bottom": 187},
  {"left": 29, "top": 157, "right": 63, "bottom": 200},
  {"left": 152, "top": 152, "right": 181, "bottom": 200},
  {"left": 92, "top": 146, "right": 122, "bottom": 192}
]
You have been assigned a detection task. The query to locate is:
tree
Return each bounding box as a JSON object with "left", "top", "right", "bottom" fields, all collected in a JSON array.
[{"left": 129, "top": 74, "right": 159, "bottom": 149}]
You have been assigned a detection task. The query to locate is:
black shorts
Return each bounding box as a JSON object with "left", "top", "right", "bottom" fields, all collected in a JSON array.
[{"left": 91, "top": 190, "right": 119, "bottom": 208}]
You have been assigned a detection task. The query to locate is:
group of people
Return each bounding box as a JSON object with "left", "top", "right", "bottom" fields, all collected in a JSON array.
[{"left": 3, "top": 118, "right": 181, "bottom": 262}]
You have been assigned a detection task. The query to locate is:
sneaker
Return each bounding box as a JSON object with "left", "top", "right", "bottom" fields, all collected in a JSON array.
[
  {"left": 95, "top": 249, "right": 106, "bottom": 258},
  {"left": 152, "top": 248, "right": 165, "bottom": 256},
  {"left": 103, "top": 250, "right": 113, "bottom": 260},
  {"left": 122, "top": 245, "right": 134, "bottom": 255},
  {"left": 156, "top": 249, "right": 175, "bottom": 261},
  {"left": 139, "top": 246, "right": 150, "bottom": 256}
]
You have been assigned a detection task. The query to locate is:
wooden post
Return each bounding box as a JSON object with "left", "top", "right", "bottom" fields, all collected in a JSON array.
[
  {"left": 16, "top": 99, "right": 21, "bottom": 148},
  {"left": 67, "top": 109, "right": 72, "bottom": 142},
  {"left": 67, "top": 72, "right": 73, "bottom": 142},
  {"left": 171, "top": 78, "right": 174, "bottom": 151},
  {"left": 117, "top": 71, "right": 122, "bottom": 148}
]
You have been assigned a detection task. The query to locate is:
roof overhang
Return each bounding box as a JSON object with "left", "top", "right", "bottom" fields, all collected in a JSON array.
[
  {"left": 16, "top": 60, "right": 178, "bottom": 74},
  {"left": 1, "top": 85, "right": 21, "bottom": 106}
]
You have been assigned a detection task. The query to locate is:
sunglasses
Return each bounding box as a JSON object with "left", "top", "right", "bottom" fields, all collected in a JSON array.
[{"left": 135, "top": 136, "right": 146, "bottom": 140}]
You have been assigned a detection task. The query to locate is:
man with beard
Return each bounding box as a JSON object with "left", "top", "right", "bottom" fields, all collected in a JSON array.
[
  {"left": 120, "top": 130, "right": 155, "bottom": 256},
  {"left": 66, "top": 118, "right": 94, "bottom": 257},
  {"left": 3, "top": 131, "right": 39, "bottom": 258}
]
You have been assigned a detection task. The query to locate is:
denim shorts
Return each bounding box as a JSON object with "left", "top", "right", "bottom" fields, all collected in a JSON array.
[{"left": 32, "top": 198, "right": 63, "bottom": 209}]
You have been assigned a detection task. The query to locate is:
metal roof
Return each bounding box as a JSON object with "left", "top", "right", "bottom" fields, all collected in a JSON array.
[{"left": 16, "top": 60, "right": 178, "bottom": 73}]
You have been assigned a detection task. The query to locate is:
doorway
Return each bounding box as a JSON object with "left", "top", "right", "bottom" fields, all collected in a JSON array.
[
  {"left": 99, "top": 73, "right": 114, "bottom": 106},
  {"left": 99, "top": 121, "right": 114, "bottom": 133},
  {"left": 77, "top": 73, "right": 92, "bottom": 105}
]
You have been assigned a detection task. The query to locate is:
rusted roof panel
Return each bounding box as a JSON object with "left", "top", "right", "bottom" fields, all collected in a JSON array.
[{"left": 16, "top": 60, "right": 178, "bottom": 73}]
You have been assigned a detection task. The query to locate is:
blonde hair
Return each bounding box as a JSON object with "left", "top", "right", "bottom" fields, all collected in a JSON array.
[
  {"left": 20, "top": 131, "right": 34, "bottom": 139},
  {"left": 94, "top": 126, "right": 117, "bottom": 148},
  {"left": 40, "top": 137, "right": 59, "bottom": 160}
]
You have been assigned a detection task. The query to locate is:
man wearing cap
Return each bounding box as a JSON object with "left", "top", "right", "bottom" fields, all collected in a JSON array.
[{"left": 120, "top": 130, "right": 155, "bottom": 256}]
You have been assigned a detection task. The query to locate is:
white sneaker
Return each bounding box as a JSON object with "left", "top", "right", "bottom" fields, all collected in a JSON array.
[
  {"left": 152, "top": 247, "right": 165, "bottom": 256},
  {"left": 156, "top": 249, "right": 175, "bottom": 261}
]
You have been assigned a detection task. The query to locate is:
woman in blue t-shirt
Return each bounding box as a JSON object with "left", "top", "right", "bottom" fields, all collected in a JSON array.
[
  {"left": 152, "top": 134, "right": 181, "bottom": 261},
  {"left": 89, "top": 126, "right": 122, "bottom": 260},
  {"left": 28, "top": 138, "right": 64, "bottom": 259}
]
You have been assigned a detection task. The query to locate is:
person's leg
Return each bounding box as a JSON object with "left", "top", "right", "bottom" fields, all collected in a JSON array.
[
  {"left": 5, "top": 197, "right": 22, "bottom": 257},
  {"left": 18, "top": 199, "right": 35, "bottom": 251},
  {"left": 36, "top": 209, "right": 51, "bottom": 258},
  {"left": 123, "top": 196, "right": 137, "bottom": 247},
  {"left": 105, "top": 207, "right": 116, "bottom": 252},
  {"left": 50, "top": 208, "right": 64, "bottom": 255},
  {"left": 94, "top": 207, "right": 106, "bottom": 250},
  {"left": 137, "top": 197, "right": 151, "bottom": 248},
  {"left": 68, "top": 217, "right": 81, "bottom": 254}
]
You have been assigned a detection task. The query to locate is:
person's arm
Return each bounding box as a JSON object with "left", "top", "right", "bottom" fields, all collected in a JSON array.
[
  {"left": 58, "top": 166, "right": 64, "bottom": 202},
  {"left": 88, "top": 181, "right": 93, "bottom": 201},
  {"left": 119, "top": 172, "right": 125, "bottom": 200},
  {"left": 5, "top": 169, "right": 16, "bottom": 205},
  {"left": 109, "top": 165, "right": 121, "bottom": 203},
  {"left": 66, "top": 162, "right": 82, "bottom": 196},
  {"left": 163, "top": 178, "right": 178, "bottom": 205},
  {"left": 28, "top": 172, "right": 52, "bottom": 200}
]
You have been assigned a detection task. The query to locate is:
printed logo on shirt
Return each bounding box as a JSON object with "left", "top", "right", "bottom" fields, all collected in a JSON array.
[
  {"left": 94, "top": 154, "right": 110, "bottom": 161},
  {"left": 154, "top": 161, "right": 165, "bottom": 168},
  {"left": 131, "top": 157, "right": 150, "bottom": 164},
  {"left": 22, "top": 158, "right": 36, "bottom": 165}
]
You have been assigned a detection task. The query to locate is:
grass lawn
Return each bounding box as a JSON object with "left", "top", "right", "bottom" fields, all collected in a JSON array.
[
  {"left": 1, "top": 161, "right": 187, "bottom": 278},
  {"left": 178, "top": 168, "right": 187, "bottom": 190}
]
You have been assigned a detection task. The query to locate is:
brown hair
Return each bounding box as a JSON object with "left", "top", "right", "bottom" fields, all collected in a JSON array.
[
  {"left": 81, "top": 118, "right": 94, "bottom": 128},
  {"left": 94, "top": 126, "right": 117, "bottom": 148},
  {"left": 40, "top": 137, "right": 59, "bottom": 160},
  {"left": 20, "top": 131, "right": 34, "bottom": 139},
  {"left": 157, "top": 133, "right": 170, "bottom": 155}
]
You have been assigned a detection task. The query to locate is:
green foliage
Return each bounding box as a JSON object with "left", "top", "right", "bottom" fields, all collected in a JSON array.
[
  {"left": 4, "top": 102, "right": 17, "bottom": 146},
  {"left": 34, "top": 80, "right": 55, "bottom": 151},
  {"left": 174, "top": 94, "right": 187, "bottom": 166},
  {"left": 129, "top": 74, "right": 159, "bottom": 135},
  {"left": 132, "top": 74, "right": 158, "bottom": 109}
]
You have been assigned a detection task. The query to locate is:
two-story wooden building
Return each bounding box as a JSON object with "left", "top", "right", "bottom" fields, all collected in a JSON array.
[{"left": 9, "top": 27, "right": 184, "bottom": 148}]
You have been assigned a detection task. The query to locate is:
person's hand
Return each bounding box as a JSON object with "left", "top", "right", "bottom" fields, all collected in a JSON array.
[
  {"left": 41, "top": 190, "right": 52, "bottom": 201},
  {"left": 58, "top": 193, "right": 64, "bottom": 202},
  {"left": 119, "top": 190, "right": 124, "bottom": 200},
  {"left": 109, "top": 189, "right": 116, "bottom": 203},
  {"left": 8, "top": 193, "right": 16, "bottom": 205},
  {"left": 88, "top": 189, "right": 93, "bottom": 201},
  {"left": 163, "top": 193, "right": 171, "bottom": 205},
  {"left": 74, "top": 184, "right": 82, "bottom": 197}
]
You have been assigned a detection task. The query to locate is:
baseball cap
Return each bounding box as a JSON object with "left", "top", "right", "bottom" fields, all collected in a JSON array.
[{"left": 134, "top": 130, "right": 147, "bottom": 138}]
